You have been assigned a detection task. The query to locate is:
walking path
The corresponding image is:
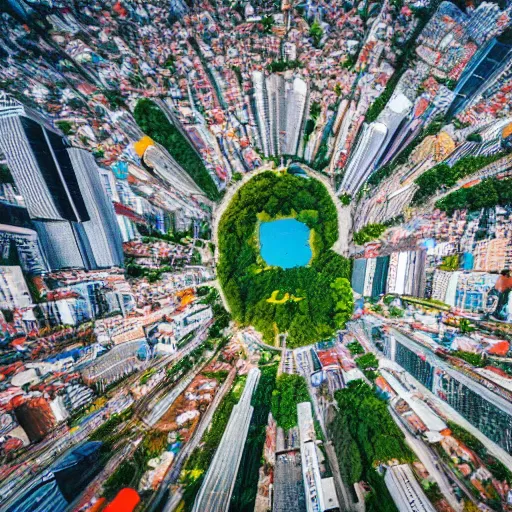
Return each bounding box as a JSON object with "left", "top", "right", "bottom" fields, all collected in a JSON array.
[
  {"left": 309, "top": 169, "right": 351, "bottom": 256},
  {"left": 199, "top": 279, "right": 231, "bottom": 314}
]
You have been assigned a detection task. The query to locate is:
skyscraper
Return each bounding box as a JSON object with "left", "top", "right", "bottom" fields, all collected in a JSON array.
[
  {"left": 67, "top": 148, "right": 124, "bottom": 268},
  {"left": 266, "top": 74, "right": 286, "bottom": 156},
  {"left": 252, "top": 71, "right": 271, "bottom": 157},
  {"left": 0, "top": 93, "right": 123, "bottom": 270},
  {"left": 251, "top": 73, "right": 309, "bottom": 158},
  {"left": 284, "top": 77, "right": 308, "bottom": 156}
]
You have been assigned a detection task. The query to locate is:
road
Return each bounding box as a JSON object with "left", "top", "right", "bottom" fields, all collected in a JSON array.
[
  {"left": 298, "top": 164, "right": 352, "bottom": 256},
  {"left": 241, "top": 328, "right": 284, "bottom": 353},
  {"left": 0, "top": 324, "right": 212, "bottom": 508},
  {"left": 294, "top": 347, "right": 357, "bottom": 512},
  {"left": 352, "top": 319, "right": 512, "bottom": 469},
  {"left": 389, "top": 407, "right": 462, "bottom": 511},
  {"left": 131, "top": 325, "right": 211, "bottom": 420}
]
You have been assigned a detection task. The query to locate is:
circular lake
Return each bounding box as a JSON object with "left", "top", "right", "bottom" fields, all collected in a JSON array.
[{"left": 259, "top": 218, "right": 312, "bottom": 269}]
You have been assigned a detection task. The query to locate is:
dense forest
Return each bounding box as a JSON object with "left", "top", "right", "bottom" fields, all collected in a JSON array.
[
  {"left": 412, "top": 153, "right": 505, "bottom": 205},
  {"left": 329, "top": 380, "right": 414, "bottom": 511},
  {"left": 217, "top": 171, "right": 353, "bottom": 347},
  {"left": 435, "top": 177, "right": 512, "bottom": 215},
  {"left": 133, "top": 99, "right": 221, "bottom": 201},
  {"left": 270, "top": 373, "right": 310, "bottom": 430}
]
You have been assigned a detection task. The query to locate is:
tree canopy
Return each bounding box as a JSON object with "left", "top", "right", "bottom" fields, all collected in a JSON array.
[
  {"left": 309, "top": 21, "right": 324, "bottom": 48},
  {"left": 435, "top": 177, "right": 512, "bottom": 215},
  {"left": 133, "top": 99, "right": 221, "bottom": 201},
  {"left": 353, "top": 223, "right": 387, "bottom": 245},
  {"left": 329, "top": 380, "right": 414, "bottom": 511},
  {"left": 271, "top": 373, "right": 310, "bottom": 430},
  {"left": 217, "top": 171, "right": 353, "bottom": 347},
  {"left": 412, "top": 153, "right": 505, "bottom": 205}
]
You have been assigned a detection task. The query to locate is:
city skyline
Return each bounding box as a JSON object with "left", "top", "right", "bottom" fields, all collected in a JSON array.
[{"left": 1, "top": 1, "right": 512, "bottom": 512}]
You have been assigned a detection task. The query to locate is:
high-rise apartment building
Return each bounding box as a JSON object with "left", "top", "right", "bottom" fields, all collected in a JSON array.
[
  {"left": 284, "top": 77, "right": 309, "bottom": 156},
  {"left": 252, "top": 71, "right": 271, "bottom": 157},
  {"left": 67, "top": 148, "right": 124, "bottom": 268},
  {"left": 0, "top": 93, "right": 123, "bottom": 270},
  {"left": 252, "top": 72, "right": 309, "bottom": 158},
  {"left": 338, "top": 93, "right": 412, "bottom": 196}
]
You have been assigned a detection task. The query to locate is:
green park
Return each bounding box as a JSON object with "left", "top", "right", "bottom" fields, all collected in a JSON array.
[{"left": 217, "top": 171, "right": 353, "bottom": 348}]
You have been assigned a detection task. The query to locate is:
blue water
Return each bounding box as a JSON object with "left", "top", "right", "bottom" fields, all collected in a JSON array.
[{"left": 259, "top": 218, "right": 312, "bottom": 269}]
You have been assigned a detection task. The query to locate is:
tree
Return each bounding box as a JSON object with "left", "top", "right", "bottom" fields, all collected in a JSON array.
[
  {"left": 331, "top": 278, "right": 354, "bottom": 328},
  {"left": 309, "top": 20, "right": 324, "bottom": 47},
  {"left": 347, "top": 340, "right": 365, "bottom": 355},
  {"left": 458, "top": 318, "right": 474, "bottom": 334},
  {"left": 353, "top": 223, "right": 387, "bottom": 245},
  {"left": 340, "top": 193, "right": 352, "bottom": 205},
  {"left": 414, "top": 154, "right": 505, "bottom": 205},
  {"left": 133, "top": 99, "right": 220, "bottom": 201},
  {"left": 470, "top": 179, "right": 499, "bottom": 210},
  {"left": 388, "top": 306, "right": 404, "bottom": 318},
  {"left": 310, "top": 102, "right": 321, "bottom": 121},
  {"left": 463, "top": 501, "right": 480, "bottom": 512},
  {"left": 56, "top": 120, "right": 73, "bottom": 135},
  {"left": 267, "top": 59, "right": 302, "bottom": 73},
  {"left": 355, "top": 353, "right": 378, "bottom": 371},
  {"left": 271, "top": 374, "right": 310, "bottom": 430},
  {"left": 261, "top": 15, "right": 274, "bottom": 33},
  {"left": 436, "top": 177, "right": 512, "bottom": 215},
  {"left": 466, "top": 133, "right": 482, "bottom": 143},
  {"left": 439, "top": 254, "right": 459, "bottom": 271},
  {"left": 329, "top": 379, "right": 413, "bottom": 506},
  {"left": 451, "top": 351, "right": 484, "bottom": 367}
]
